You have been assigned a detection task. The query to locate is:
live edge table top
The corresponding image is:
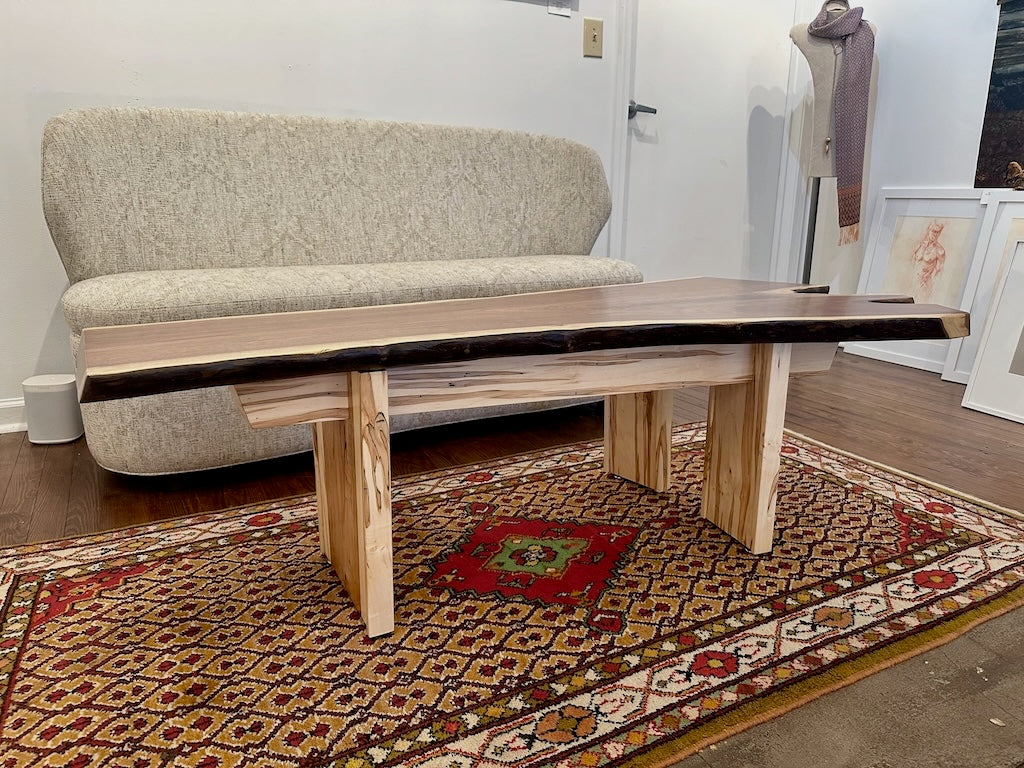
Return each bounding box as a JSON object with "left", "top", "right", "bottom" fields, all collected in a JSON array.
[{"left": 78, "top": 277, "right": 969, "bottom": 403}]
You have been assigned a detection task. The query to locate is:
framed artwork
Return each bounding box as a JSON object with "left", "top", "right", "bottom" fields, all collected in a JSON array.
[
  {"left": 962, "top": 238, "right": 1024, "bottom": 423},
  {"left": 943, "top": 191, "right": 1024, "bottom": 383},
  {"left": 845, "top": 189, "right": 988, "bottom": 372}
]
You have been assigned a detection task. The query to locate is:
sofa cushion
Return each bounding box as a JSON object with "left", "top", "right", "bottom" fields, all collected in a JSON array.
[{"left": 61, "top": 256, "right": 643, "bottom": 333}]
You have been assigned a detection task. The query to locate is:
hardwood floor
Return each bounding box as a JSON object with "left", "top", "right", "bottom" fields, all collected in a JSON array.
[{"left": 1, "top": 350, "right": 1022, "bottom": 546}]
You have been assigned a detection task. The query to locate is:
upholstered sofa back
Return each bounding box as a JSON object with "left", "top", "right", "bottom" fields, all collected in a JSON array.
[{"left": 42, "top": 108, "right": 612, "bottom": 284}]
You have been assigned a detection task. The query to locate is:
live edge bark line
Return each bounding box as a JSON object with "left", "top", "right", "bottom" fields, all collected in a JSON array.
[{"left": 80, "top": 316, "right": 963, "bottom": 403}]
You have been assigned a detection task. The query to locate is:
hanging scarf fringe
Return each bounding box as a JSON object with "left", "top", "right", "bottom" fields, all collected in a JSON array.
[
  {"left": 838, "top": 223, "right": 860, "bottom": 246},
  {"left": 808, "top": 3, "right": 874, "bottom": 245}
]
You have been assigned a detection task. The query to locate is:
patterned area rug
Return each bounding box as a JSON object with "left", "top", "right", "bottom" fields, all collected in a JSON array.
[{"left": 2, "top": 424, "right": 1023, "bottom": 767}]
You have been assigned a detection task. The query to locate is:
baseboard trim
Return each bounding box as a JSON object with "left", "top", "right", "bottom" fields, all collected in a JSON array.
[{"left": 0, "top": 398, "right": 27, "bottom": 434}]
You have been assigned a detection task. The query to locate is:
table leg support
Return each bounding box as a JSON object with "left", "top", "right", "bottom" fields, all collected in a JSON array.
[
  {"left": 702, "top": 343, "right": 792, "bottom": 554},
  {"left": 311, "top": 420, "right": 338, "bottom": 559},
  {"left": 604, "top": 390, "right": 674, "bottom": 492},
  {"left": 312, "top": 370, "right": 394, "bottom": 638}
]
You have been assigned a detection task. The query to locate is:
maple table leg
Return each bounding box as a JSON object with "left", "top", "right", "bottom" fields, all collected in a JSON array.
[
  {"left": 702, "top": 343, "right": 792, "bottom": 554},
  {"left": 311, "top": 421, "right": 337, "bottom": 559},
  {"left": 312, "top": 370, "right": 395, "bottom": 638},
  {"left": 604, "top": 390, "right": 674, "bottom": 492}
]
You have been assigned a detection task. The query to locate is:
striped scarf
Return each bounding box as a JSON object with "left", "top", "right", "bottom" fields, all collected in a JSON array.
[{"left": 808, "top": 3, "right": 874, "bottom": 245}]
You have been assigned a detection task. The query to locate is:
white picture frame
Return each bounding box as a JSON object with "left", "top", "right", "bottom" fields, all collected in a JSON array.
[
  {"left": 846, "top": 188, "right": 989, "bottom": 373},
  {"left": 942, "top": 190, "right": 1024, "bottom": 383},
  {"left": 962, "top": 238, "right": 1024, "bottom": 423}
]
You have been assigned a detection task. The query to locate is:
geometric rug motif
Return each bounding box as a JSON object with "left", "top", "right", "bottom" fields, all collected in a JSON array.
[
  {"left": 1, "top": 424, "right": 1023, "bottom": 767},
  {"left": 428, "top": 515, "right": 639, "bottom": 632}
]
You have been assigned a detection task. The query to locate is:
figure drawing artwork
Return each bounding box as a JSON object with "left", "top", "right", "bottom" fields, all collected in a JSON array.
[
  {"left": 976, "top": 1, "right": 1024, "bottom": 188},
  {"left": 881, "top": 216, "right": 974, "bottom": 305}
]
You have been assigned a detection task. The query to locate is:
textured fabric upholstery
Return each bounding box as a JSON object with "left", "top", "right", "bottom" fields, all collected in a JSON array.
[
  {"left": 42, "top": 109, "right": 612, "bottom": 283},
  {"left": 61, "top": 257, "right": 641, "bottom": 333},
  {"left": 42, "top": 107, "right": 642, "bottom": 475}
]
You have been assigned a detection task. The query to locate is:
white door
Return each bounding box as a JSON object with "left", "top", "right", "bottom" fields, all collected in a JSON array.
[{"left": 613, "top": 1, "right": 815, "bottom": 284}]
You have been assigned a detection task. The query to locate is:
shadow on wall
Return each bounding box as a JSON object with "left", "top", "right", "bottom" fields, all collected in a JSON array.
[
  {"left": 746, "top": 88, "right": 785, "bottom": 282},
  {"left": 33, "top": 299, "right": 75, "bottom": 379},
  {"left": 627, "top": 112, "right": 658, "bottom": 146},
  {"left": 781, "top": 53, "right": 881, "bottom": 293},
  {"left": 808, "top": 55, "right": 880, "bottom": 293}
]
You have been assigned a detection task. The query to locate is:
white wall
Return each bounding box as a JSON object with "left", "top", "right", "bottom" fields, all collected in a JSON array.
[
  {"left": 865, "top": 2, "right": 998, "bottom": 223},
  {"left": 621, "top": 0, "right": 796, "bottom": 283},
  {"left": 801, "top": 0, "right": 999, "bottom": 291},
  {"left": 617, "top": 0, "right": 998, "bottom": 289},
  {"left": 0, "top": 0, "right": 1003, "bottom": 432},
  {"left": 0, "top": 0, "right": 623, "bottom": 430}
]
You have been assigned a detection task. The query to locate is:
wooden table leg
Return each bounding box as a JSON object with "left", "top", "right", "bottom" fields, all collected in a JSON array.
[
  {"left": 311, "top": 420, "right": 337, "bottom": 560},
  {"left": 604, "top": 390, "right": 674, "bottom": 492},
  {"left": 702, "top": 343, "right": 792, "bottom": 554},
  {"left": 312, "top": 370, "right": 394, "bottom": 638}
]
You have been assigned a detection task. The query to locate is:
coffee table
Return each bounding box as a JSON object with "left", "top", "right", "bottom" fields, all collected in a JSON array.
[{"left": 78, "top": 277, "right": 969, "bottom": 637}]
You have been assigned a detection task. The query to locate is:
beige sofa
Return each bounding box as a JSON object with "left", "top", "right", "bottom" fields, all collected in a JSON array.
[{"left": 41, "top": 107, "right": 642, "bottom": 475}]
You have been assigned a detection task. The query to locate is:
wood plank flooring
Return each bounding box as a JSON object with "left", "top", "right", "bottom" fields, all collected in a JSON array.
[{"left": 1, "top": 351, "right": 1022, "bottom": 547}]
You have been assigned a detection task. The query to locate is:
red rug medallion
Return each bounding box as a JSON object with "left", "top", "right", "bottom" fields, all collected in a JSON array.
[{"left": 429, "top": 515, "right": 639, "bottom": 626}]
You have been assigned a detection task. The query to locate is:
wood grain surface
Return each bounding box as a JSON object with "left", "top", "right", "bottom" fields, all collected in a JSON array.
[
  {"left": 604, "top": 390, "right": 674, "bottom": 491},
  {"left": 79, "top": 278, "right": 969, "bottom": 402},
  {"left": 702, "top": 343, "right": 792, "bottom": 553},
  {"left": 313, "top": 372, "right": 395, "bottom": 638},
  {"left": 348, "top": 371, "right": 394, "bottom": 637},
  {"left": 233, "top": 343, "right": 838, "bottom": 429}
]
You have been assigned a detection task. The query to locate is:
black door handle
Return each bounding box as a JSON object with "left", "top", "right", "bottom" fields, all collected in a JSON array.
[{"left": 628, "top": 100, "right": 657, "bottom": 120}]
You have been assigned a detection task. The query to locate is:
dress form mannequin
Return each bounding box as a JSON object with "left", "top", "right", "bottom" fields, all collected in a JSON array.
[{"left": 790, "top": 2, "right": 876, "bottom": 178}]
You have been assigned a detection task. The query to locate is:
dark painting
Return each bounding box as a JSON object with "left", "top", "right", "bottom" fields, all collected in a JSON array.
[{"left": 977, "top": 1, "right": 1024, "bottom": 189}]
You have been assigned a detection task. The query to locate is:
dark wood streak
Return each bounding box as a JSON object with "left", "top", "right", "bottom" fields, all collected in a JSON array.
[
  {"left": 79, "top": 278, "right": 969, "bottom": 403},
  {"left": 83, "top": 316, "right": 960, "bottom": 403}
]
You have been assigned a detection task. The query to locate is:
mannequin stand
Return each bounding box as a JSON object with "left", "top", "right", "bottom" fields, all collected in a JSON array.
[{"left": 802, "top": 177, "right": 821, "bottom": 284}]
